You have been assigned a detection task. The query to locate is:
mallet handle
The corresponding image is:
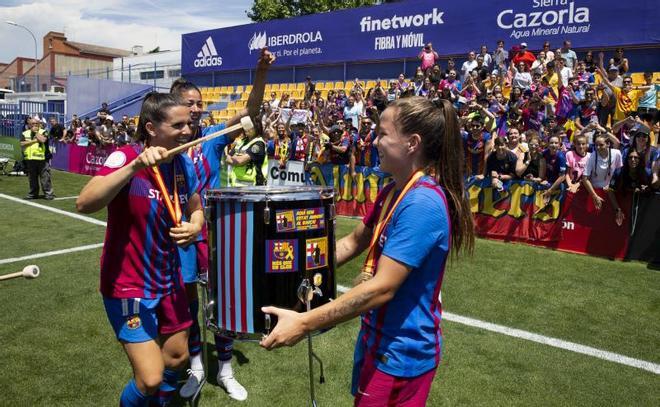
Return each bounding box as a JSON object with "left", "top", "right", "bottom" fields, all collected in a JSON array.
[
  {"left": 167, "top": 122, "right": 243, "bottom": 156},
  {"left": 0, "top": 271, "right": 23, "bottom": 281}
]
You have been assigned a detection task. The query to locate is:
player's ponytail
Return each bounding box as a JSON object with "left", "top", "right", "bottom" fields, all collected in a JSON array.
[{"left": 390, "top": 97, "right": 475, "bottom": 256}]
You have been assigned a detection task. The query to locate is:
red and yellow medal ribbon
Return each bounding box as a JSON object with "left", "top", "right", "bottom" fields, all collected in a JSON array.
[
  {"left": 359, "top": 170, "right": 425, "bottom": 281},
  {"left": 151, "top": 164, "right": 182, "bottom": 227}
]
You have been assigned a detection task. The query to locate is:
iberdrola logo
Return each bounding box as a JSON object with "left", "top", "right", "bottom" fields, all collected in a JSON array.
[{"left": 248, "top": 32, "right": 267, "bottom": 54}]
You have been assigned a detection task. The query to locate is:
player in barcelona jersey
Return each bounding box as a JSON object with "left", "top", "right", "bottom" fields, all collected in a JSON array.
[
  {"left": 76, "top": 93, "right": 204, "bottom": 407},
  {"left": 260, "top": 97, "right": 475, "bottom": 406},
  {"left": 169, "top": 47, "right": 275, "bottom": 401}
]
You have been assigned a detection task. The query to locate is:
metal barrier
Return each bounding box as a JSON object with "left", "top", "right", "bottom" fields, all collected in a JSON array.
[
  {"left": 0, "top": 103, "right": 23, "bottom": 138},
  {"left": 0, "top": 101, "right": 65, "bottom": 138}
]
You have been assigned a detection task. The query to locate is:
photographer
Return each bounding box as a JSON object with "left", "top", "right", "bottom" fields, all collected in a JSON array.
[
  {"left": 20, "top": 118, "right": 54, "bottom": 200},
  {"left": 418, "top": 42, "right": 439, "bottom": 74}
]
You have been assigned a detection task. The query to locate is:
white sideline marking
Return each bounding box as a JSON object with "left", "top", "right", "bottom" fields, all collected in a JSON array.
[
  {"left": 336, "top": 284, "right": 660, "bottom": 375},
  {"left": 0, "top": 193, "right": 107, "bottom": 227},
  {"left": 53, "top": 195, "right": 79, "bottom": 201},
  {"left": 0, "top": 243, "right": 104, "bottom": 265}
]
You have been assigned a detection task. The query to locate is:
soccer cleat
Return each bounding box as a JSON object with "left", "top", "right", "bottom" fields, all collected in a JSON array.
[
  {"left": 218, "top": 374, "right": 248, "bottom": 401},
  {"left": 179, "top": 368, "right": 205, "bottom": 399}
]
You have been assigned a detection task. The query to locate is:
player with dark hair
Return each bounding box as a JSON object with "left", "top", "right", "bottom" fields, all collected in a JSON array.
[
  {"left": 261, "top": 97, "right": 475, "bottom": 406},
  {"left": 76, "top": 92, "right": 204, "bottom": 406}
]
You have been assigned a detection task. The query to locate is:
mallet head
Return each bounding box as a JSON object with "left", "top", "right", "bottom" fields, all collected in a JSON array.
[{"left": 22, "top": 265, "right": 40, "bottom": 279}]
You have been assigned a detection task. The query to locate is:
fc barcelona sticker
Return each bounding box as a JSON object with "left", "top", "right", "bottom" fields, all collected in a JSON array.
[
  {"left": 276, "top": 207, "right": 325, "bottom": 232},
  {"left": 275, "top": 210, "right": 295, "bottom": 232},
  {"left": 294, "top": 208, "right": 325, "bottom": 231},
  {"left": 306, "top": 237, "right": 328, "bottom": 270},
  {"left": 266, "top": 239, "right": 298, "bottom": 273}
]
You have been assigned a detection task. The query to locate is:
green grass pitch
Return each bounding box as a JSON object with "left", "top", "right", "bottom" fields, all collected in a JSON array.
[{"left": 0, "top": 170, "right": 658, "bottom": 406}]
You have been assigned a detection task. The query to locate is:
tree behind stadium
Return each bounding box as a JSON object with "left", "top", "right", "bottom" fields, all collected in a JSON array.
[{"left": 248, "top": 0, "right": 396, "bottom": 21}]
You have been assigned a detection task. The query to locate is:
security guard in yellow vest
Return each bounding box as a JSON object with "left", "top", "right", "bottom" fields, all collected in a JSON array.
[
  {"left": 20, "top": 118, "right": 54, "bottom": 199},
  {"left": 225, "top": 129, "right": 267, "bottom": 186}
]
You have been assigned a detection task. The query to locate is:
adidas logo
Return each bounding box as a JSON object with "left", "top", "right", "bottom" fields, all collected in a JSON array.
[{"left": 194, "top": 37, "right": 223, "bottom": 68}]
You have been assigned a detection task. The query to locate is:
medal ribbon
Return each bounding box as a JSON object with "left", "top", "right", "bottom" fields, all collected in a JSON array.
[
  {"left": 361, "top": 170, "right": 424, "bottom": 277},
  {"left": 152, "top": 164, "right": 182, "bottom": 227}
]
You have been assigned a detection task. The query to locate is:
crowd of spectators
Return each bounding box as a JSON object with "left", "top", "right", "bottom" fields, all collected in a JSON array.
[
  {"left": 44, "top": 102, "right": 138, "bottom": 147},
  {"left": 238, "top": 39, "right": 659, "bottom": 225},
  {"left": 36, "top": 38, "right": 660, "bottom": 224}
]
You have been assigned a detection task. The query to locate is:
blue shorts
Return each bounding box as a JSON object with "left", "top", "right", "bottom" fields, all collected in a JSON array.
[
  {"left": 179, "top": 242, "right": 198, "bottom": 284},
  {"left": 103, "top": 288, "right": 192, "bottom": 343}
]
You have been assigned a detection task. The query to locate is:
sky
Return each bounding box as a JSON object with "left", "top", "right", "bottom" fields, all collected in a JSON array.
[{"left": 0, "top": 0, "right": 253, "bottom": 63}]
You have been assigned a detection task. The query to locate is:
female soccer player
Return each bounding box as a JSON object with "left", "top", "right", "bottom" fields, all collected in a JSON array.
[
  {"left": 260, "top": 97, "right": 475, "bottom": 406},
  {"left": 76, "top": 93, "right": 204, "bottom": 406},
  {"left": 170, "top": 47, "right": 274, "bottom": 401}
]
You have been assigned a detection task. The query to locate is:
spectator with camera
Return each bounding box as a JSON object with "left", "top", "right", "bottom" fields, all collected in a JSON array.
[{"left": 418, "top": 42, "right": 439, "bottom": 74}]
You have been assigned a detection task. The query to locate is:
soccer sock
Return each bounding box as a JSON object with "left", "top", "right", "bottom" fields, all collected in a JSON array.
[
  {"left": 190, "top": 353, "right": 204, "bottom": 372},
  {"left": 214, "top": 335, "right": 234, "bottom": 377},
  {"left": 188, "top": 299, "right": 202, "bottom": 357},
  {"left": 119, "top": 379, "right": 149, "bottom": 407},
  {"left": 218, "top": 359, "right": 234, "bottom": 379},
  {"left": 150, "top": 369, "right": 178, "bottom": 406}
]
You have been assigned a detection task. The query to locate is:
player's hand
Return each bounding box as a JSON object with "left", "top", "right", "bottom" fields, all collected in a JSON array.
[
  {"left": 592, "top": 194, "right": 605, "bottom": 210},
  {"left": 259, "top": 306, "right": 307, "bottom": 350},
  {"left": 133, "top": 146, "right": 171, "bottom": 169},
  {"left": 568, "top": 183, "right": 580, "bottom": 193},
  {"left": 257, "top": 48, "right": 276, "bottom": 70},
  {"left": 615, "top": 209, "right": 625, "bottom": 226},
  {"left": 170, "top": 221, "right": 201, "bottom": 247}
]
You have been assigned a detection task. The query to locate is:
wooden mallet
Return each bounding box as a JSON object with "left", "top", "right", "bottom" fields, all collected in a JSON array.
[
  {"left": 166, "top": 116, "right": 254, "bottom": 156},
  {"left": 0, "top": 265, "right": 40, "bottom": 281}
]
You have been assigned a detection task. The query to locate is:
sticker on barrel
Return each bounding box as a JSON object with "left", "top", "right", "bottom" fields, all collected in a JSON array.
[
  {"left": 266, "top": 239, "right": 298, "bottom": 273},
  {"left": 275, "top": 207, "right": 325, "bottom": 232},
  {"left": 306, "top": 237, "right": 328, "bottom": 270},
  {"left": 293, "top": 207, "right": 325, "bottom": 231},
  {"left": 275, "top": 210, "right": 295, "bottom": 232}
]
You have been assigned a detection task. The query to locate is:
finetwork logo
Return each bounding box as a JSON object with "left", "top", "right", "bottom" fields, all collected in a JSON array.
[
  {"left": 194, "top": 36, "right": 223, "bottom": 68},
  {"left": 359, "top": 8, "right": 444, "bottom": 32},
  {"left": 248, "top": 32, "right": 267, "bottom": 54}
]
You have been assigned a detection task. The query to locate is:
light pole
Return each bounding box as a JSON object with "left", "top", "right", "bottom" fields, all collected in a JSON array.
[{"left": 5, "top": 20, "right": 39, "bottom": 92}]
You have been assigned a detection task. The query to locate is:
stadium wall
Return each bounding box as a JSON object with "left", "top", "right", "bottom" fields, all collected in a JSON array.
[{"left": 66, "top": 76, "right": 151, "bottom": 120}]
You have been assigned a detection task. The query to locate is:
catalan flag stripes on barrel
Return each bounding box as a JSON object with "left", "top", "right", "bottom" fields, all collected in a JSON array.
[{"left": 217, "top": 201, "right": 255, "bottom": 334}]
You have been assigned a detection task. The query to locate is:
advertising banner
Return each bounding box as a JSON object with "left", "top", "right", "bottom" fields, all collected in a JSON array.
[
  {"left": 0, "top": 136, "right": 22, "bottom": 160},
  {"left": 466, "top": 178, "right": 630, "bottom": 259},
  {"left": 51, "top": 141, "right": 116, "bottom": 176},
  {"left": 182, "top": 0, "right": 659, "bottom": 74}
]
